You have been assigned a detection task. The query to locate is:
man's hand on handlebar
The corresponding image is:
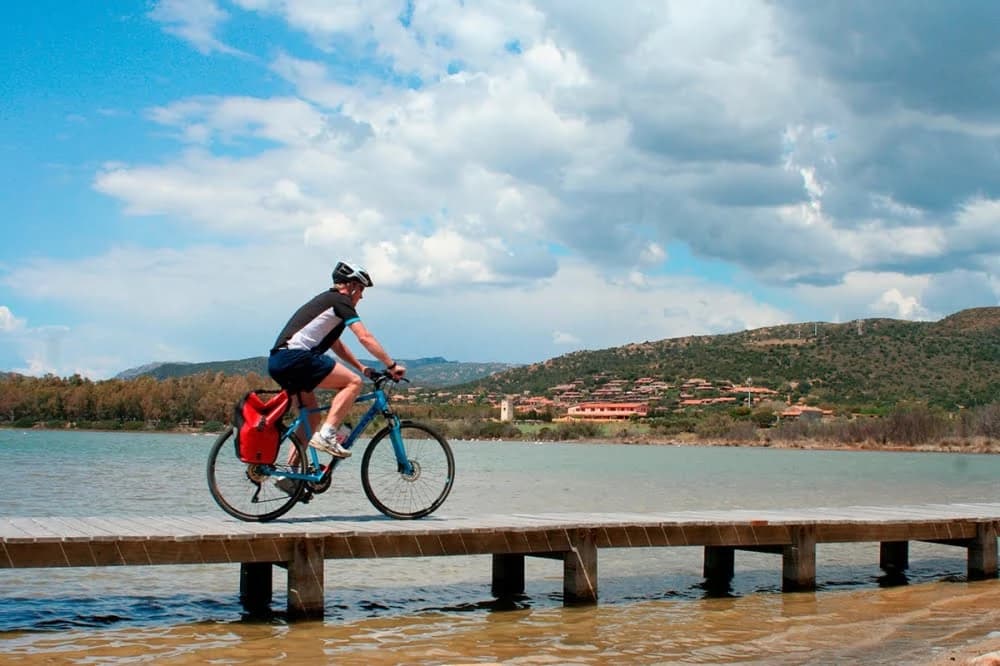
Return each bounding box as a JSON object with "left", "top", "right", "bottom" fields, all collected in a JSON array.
[{"left": 363, "top": 366, "right": 408, "bottom": 383}]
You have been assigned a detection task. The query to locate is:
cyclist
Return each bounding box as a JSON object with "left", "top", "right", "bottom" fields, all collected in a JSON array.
[{"left": 268, "top": 261, "right": 406, "bottom": 458}]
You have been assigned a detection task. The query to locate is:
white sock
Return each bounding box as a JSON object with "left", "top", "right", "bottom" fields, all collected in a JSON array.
[{"left": 320, "top": 425, "right": 335, "bottom": 439}]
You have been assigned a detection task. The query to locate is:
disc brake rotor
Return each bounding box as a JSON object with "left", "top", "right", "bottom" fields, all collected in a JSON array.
[{"left": 401, "top": 460, "right": 421, "bottom": 481}]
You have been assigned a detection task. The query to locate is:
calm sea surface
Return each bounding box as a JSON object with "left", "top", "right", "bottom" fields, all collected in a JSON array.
[{"left": 1, "top": 429, "right": 999, "bottom": 664}]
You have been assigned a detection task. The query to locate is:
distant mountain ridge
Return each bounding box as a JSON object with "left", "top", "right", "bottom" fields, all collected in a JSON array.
[
  {"left": 465, "top": 306, "right": 1000, "bottom": 409},
  {"left": 115, "top": 356, "right": 518, "bottom": 388}
]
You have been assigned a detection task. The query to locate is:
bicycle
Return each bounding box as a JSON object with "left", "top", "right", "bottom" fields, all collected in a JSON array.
[{"left": 206, "top": 371, "right": 455, "bottom": 522}]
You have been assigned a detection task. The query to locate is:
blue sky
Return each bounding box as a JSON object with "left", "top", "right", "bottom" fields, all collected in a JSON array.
[{"left": 2, "top": 0, "right": 999, "bottom": 379}]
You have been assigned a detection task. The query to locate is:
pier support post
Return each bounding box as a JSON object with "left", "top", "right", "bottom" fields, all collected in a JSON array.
[
  {"left": 492, "top": 554, "right": 526, "bottom": 597},
  {"left": 563, "top": 529, "right": 598, "bottom": 605},
  {"left": 879, "top": 541, "right": 909, "bottom": 573},
  {"left": 287, "top": 538, "right": 325, "bottom": 620},
  {"left": 782, "top": 526, "right": 816, "bottom": 592},
  {"left": 968, "top": 522, "right": 998, "bottom": 581},
  {"left": 703, "top": 546, "right": 735, "bottom": 584},
  {"left": 239, "top": 562, "right": 273, "bottom": 615}
]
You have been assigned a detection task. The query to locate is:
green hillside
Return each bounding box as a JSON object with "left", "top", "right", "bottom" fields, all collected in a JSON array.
[
  {"left": 115, "top": 356, "right": 517, "bottom": 388},
  {"left": 467, "top": 307, "right": 1000, "bottom": 409}
]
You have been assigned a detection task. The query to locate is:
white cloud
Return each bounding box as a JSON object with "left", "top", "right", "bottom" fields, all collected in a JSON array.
[
  {"left": 9, "top": 1, "right": 1000, "bottom": 379},
  {"left": 871, "top": 288, "right": 931, "bottom": 320},
  {"left": 412, "top": 260, "right": 793, "bottom": 361},
  {"left": 148, "top": 96, "right": 336, "bottom": 147},
  {"left": 0, "top": 307, "right": 80, "bottom": 378},
  {"left": 128, "top": 1, "right": 1000, "bottom": 293},
  {"left": 1, "top": 245, "right": 791, "bottom": 376},
  {"left": 793, "top": 272, "right": 935, "bottom": 321},
  {"left": 552, "top": 330, "right": 580, "bottom": 345},
  {"left": 149, "top": 0, "right": 244, "bottom": 56},
  {"left": 0, "top": 306, "right": 25, "bottom": 332}
]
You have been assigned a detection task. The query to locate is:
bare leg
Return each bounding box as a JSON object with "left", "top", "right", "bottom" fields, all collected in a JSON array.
[
  {"left": 314, "top": 363, "right": 363, "bottom": 432},
  {"left": 287, "top": 391, "right": 319, "bottom": 467},
  {"left": 297, "top": 391, "right": 321, "bottom": 437}
]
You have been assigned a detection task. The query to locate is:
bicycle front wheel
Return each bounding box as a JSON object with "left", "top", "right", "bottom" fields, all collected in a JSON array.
[
  {"left": 206, "top": 427, "right": 307, "bottom": 522},
  {"left": 361, "top": 421, "right": 455, "bottom": 519}
]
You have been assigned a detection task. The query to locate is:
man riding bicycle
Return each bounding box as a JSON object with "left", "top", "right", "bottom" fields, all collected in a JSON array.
[{"left": 267, "top": 261, "right": 406, "bottom": 458}]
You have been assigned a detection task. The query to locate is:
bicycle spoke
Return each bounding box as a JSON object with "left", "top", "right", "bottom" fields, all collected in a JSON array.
[
  {"left": 361, "top": 422, "right": 454, "bottom": 519},
  {"left": 207, "top": 427, "right": 307, "bottom": 522}
]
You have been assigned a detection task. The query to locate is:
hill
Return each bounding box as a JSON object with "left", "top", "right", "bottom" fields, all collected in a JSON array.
[
  {"left": 115, "top": 356, "right": 518, "bottom": 388},
  {"left": 465, "top": 307, "right": 1000, "bottom": 409}
]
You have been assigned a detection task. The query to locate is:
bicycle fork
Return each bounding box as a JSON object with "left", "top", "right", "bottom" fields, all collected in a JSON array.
[{"left": 382, "top": 411, "right": 415, "bottom": 477}]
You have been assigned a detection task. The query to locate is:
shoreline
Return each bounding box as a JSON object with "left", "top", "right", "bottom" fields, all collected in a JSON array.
[
  {"left": 4, "top": 425, "right": 999, "bottom": 454},
  {"left": 609, "top": 431, "right": 1000, "bottom": 454}
]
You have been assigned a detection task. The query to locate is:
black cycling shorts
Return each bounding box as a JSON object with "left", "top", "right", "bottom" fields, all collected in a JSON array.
[{"left": 267, "top": 349, "right": 334, "bottom": 392}]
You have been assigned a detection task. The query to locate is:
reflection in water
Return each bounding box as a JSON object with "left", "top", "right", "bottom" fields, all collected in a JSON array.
[{"left": 2, "top": 578, "right": 999, "bottom": 664}]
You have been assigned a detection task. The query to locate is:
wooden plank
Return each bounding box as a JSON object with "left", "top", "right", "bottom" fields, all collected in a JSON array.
[
  {"left": 1, "top": 502, "right": 999, "bottom": 567},
  {"left": 81, "top": 516, "right": 156, "bottom": 539},
  {"left": 148, "top": 516, "right": 216, "bottom": 541},
  {"left": 73, "top": 517, "right": 128, "bottom": 538},
  {"left": 0, "top": 520, "right": 37, "bottom": 540},
  {"left": 8, "top": 517, "right": 60, "bottom": 541},
  {"left": 42, "top": 517, "right": 106, "bottom": 541}
]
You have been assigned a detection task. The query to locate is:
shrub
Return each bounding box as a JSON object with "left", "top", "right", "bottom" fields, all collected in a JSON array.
[
  {"left": 723, "top": 421, "right": 758, "bottom": 442},
  {"left": 695, "top": 413, "right": 737, "bottom": 439},
  {"left": 884, "top": 403, "right": 949, "bottom": 445},
  {"left": 770, "top": 418, "right": 815, "bottom": 441},
  {"left": 836, "top": 417, "right": 885, "bottom": 444},
  {"left": 456, "top": 419, "right": 522, "bottom": 440},
  {"left": 536, "top": 421, "right": 603, "bottom": 441},
  {"left": 729, "top": 406, "right": 752, "bottom": 421},
  {"left": 751, "top": 408, "right": 777, "bottom": 428},
  {"left": 963, "top": 403, "right": 1000, "bottom": 439},
  {"left": 649, "top": 416, "right": 697, "bottom": 435}
]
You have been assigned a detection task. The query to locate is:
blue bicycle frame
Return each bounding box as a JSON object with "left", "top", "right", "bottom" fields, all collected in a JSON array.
[
  {"left": 208, "top": 369, "right": 455, "bottom": 521},
  {"left": 270, "top": 384, "right": 414, "bottom": 483}
]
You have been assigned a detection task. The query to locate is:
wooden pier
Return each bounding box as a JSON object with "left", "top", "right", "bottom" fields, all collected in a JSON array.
[{"left": 1, "top": 502, "right": 997, "bottom": 620}]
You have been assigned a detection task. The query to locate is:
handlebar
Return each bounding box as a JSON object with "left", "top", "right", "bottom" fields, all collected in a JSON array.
[{"left": 368, "top": 369, "right": 409, "bottom": 389}]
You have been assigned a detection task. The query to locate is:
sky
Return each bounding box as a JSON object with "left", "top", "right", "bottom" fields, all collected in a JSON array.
[{"left": 2, "top": 0, "right": 999, "bottom": 379}]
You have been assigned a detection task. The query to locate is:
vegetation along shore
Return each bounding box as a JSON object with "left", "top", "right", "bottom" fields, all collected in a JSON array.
[{"left": 2, "top": 306, "right": 998, "bottom": 453}]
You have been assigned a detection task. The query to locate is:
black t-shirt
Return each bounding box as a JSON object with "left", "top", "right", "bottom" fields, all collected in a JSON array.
[{"left": 272, "top": 289, "right": 360, "bottom": 354}]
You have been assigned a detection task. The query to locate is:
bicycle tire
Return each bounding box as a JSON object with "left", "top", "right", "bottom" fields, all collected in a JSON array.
[
  {"left": 206, "top": 426, "right": 307, "bottom": 522},
  {"left": 360, "top": 420, "right": 455, "bottom": 519}
]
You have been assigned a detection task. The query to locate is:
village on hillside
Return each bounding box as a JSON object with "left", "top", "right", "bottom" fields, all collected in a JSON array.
[{"left": 396, "top": 375, "right": 835, "bottom": 423}]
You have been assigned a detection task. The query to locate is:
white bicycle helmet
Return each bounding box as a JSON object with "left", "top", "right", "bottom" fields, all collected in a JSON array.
[{"left": 332, "top": 261, "right": 374, "bottom": 287}]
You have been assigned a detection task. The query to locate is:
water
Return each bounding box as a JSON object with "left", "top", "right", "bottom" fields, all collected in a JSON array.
[{"left": 1, "top": 429, "right": 999, "bottom": 663}]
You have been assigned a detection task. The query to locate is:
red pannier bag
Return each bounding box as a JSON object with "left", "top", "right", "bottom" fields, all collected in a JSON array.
[{"left": 233, "top": 390, "right": 290, "bottom": 464}]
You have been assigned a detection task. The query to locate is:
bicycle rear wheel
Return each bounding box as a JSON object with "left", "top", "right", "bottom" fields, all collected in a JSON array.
[
  {"left": 361, "top": 421, "right": 455, "bottom": 519},
  {"left": 206, "top": 427, "right": 307, "bottom": 522}
]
